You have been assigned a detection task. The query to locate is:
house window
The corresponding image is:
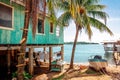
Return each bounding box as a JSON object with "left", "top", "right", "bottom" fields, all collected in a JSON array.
[
  {"left": 50, "top": 22, "right": 53, "bottom": 33},
  {"left": 0, "top": 3, "right": 13, "bottom": 29},
  {"left": 56, "top": 26, "right": 60, "bottom": 36},
  {"left": 38, "top": 19, "right": 44, "bottom": 34}
]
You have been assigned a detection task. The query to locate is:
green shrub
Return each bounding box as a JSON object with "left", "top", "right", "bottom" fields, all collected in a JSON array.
[
  {"left": 12, "top": 71, "right": 32, "bottom": 80},
  {"left": 23, "top": 72, "right": 32, "bottom": 80}
]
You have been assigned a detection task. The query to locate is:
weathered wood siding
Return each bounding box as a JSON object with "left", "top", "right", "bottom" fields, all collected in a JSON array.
[{"left": 0, "top": 0, "right": 64, "bottom": 45}]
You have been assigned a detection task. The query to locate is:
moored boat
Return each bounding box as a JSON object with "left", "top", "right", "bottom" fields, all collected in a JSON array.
[{"left": 88, "top": 55, "right": 108, "bottom": 71}]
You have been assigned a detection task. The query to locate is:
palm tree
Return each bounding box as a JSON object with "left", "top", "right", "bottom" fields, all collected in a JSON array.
[
  {"left": 57, "top": 0, "right": 113, "bottom": 69},
  {"left": 18, "top": 0, "right": 39, "bottom": 79},
  {"left": 18, "top": 0, "right": 58, "bottom": 79}
]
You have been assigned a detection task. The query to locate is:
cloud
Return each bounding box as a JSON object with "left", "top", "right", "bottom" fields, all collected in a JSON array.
[
  {"left": 97, "top": 17, "right": 120, "bottom": 24},
  {"left": 64, "top": 17, "right": 120, "bottom": 43},
  {"left": 107, "top": 18, "right": 120, "bottom": 22}
]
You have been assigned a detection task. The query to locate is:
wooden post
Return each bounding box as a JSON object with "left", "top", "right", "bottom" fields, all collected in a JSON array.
[
  {"left": 11, "top": 49, "right": 14, "bottom": 57},
  {"left": 49, "top": 47, "right": 52, "bottom": 70},
  {"left": 44, "top": 47, "right": 46, "bottom": 62},
  {"left": 44, "top": 47, "right": 46, "bottom": 51},
  {"left": 28, "top": 47, "right": 34, "bottom": 75},
  {"left": 61, "top": 45, "right": 64, "bottom": 60},
  {"left": 7, "top": 49, "right": 11, "bottom": 76},
  {"left": 17, "top": 53, "right": 25, "bottom": 80}
]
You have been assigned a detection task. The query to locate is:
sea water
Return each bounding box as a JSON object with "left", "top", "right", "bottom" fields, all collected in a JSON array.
[
  {"left": 64, "top": 44, "right": 105, "bottom": 64},
  {"left": 35, "top": 44, "right": 114, "bottom": 64}
]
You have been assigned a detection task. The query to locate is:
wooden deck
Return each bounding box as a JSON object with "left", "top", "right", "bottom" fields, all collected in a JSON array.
[
  {"left": 32, "top": 62, "right": 66, "bottom": 80},
  {"left": 34, "top": 62, "right": 50, "bottom": 75}
]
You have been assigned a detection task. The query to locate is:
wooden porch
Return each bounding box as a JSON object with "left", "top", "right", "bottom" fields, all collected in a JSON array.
[{"left": 0, "top": 44, "right": 64, "bottom": 79}]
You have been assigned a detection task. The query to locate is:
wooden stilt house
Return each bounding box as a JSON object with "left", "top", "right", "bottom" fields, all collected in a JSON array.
[{"left": 0, "top": 0, "right": 64, "bottom": 79}]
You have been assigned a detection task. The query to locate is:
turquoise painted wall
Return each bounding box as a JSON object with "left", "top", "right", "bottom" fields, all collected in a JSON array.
[{"left": 0, "top": 0, "right": 64, "bottom": 45}]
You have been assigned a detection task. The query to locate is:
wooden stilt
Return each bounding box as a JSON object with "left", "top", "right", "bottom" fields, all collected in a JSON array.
[
  {"left": 49, "top": 47, "right": 52, "bottom": 71},
  {"left": 44, "top": 47, "right": 46, "bottom": 62},
  {"left": 11, "top": 49, "right": 14, "bottom": 57},
  {"left": 7, "top": 49, "right": 11, "bottom": 76},
  {"left": 61, "top": 45, "right": 64, "bottom": 60},
  {"left": 44, "top": 47, "right": 46, "bottom": 51},
  {"left": 28, "top": 47, "right": 34, "bottom": 75}
]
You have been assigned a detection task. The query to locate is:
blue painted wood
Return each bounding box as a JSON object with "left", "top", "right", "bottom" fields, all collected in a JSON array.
[{"left": 0, "top": 0, "right": 64, "bottom": 45}]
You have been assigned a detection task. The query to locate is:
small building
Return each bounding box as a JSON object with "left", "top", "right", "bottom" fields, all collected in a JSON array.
[
  {"left": 0, "top": 0, "right": 64, "bottom": 79},
  {"left": 102, "top": 40, "right": 120, "bottom": 53}
]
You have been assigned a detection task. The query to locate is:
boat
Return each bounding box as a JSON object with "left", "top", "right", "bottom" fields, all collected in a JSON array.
[
  {"left": 88, "top": 55, "right": 108, "bottom": 71},
  {"left": 102, "top": 40, "right": 120, "bottom": 53}
]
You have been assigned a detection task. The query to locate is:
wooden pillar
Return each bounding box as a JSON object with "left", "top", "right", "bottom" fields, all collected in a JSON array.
[
  {"left": 44, "top": 47, "right": 46, "bottom": 51},
  {"left": 44, "top": 47, "right": 46, "bottom": 62},
  {"left": 61, "top": 45, "right": 64, "bottom": 60},
  {"left": 49, "top": 47, "right": 52, "bottom": 70},
  {"left": 28, "top": 47, "right": 34, "bottom": 75},
  {"left": 7, "top": 49, "right": 11, "bottom": 75},
  {"left": 11, "top": 49, "right": 14, "bottom": 57}
]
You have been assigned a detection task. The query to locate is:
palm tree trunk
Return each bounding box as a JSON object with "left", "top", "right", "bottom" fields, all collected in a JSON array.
[
  {"left": 17, "top": 0, "right": 31, "bottom": 80},
  {"left": 69, "top": 25, "right": 80, "bottom": 69},
  {"left": 43, "top": 0, "right": 46, "bottom": 19},
  {"left": 20, "top": 0, "right": 30, "bottom": 52}
]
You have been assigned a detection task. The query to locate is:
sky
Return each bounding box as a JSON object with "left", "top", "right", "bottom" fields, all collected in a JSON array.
[{"left": 64, "top": 0, "right": 120, "bottom": 43}]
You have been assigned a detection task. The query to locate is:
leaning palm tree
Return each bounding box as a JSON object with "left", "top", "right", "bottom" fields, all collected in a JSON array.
[{"left": 57, "top": 0, "right": 113, "bottom": 69}]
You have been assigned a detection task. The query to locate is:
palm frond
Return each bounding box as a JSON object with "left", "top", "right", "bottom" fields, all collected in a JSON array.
[
  {"left": 57, "top": 11, "right": 72, "bottom": 26},
  {"left": 47, "top": 0, "right": 57, "bottom": 23},
  {"left": 84, "top": 0, "right": 100, "bottom": 5},
  {"left": 82, "top": 13, "right": 93, "bottom": 39},
  {"left": 85, "top": 24, "right": 93, "bottom": 39},
  {"left": 88, "top": 11, "right": 109, "bottom": 25},
  {"left": 57, "top": 1, "right": 70, "bottom": 11},
  {"left": 89, "top": 17, "right": 113, "bottom": 35},
  {"left": 87, "top": 5, "right": 106, "bottom": 10}
]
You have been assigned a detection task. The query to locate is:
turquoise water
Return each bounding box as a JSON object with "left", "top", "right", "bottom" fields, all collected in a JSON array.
[
  {"left": 35, "top": 44, "right": 114, "bottom": 64},
  {"left": 64, "top": 44, "right": 105, "bottom": 63}
]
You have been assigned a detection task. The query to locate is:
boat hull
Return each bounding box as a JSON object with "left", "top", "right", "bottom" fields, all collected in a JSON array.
[{"left": 89, "top": 59, "right": 108, "bottom": 71}]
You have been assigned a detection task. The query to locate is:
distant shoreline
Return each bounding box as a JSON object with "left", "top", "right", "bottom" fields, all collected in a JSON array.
[{"left": 64, "top": 42, "right": 99, "bottom": 44}]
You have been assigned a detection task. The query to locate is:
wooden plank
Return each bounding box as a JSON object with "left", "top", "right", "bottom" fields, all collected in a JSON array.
[
  {"left": 20, "top": 28, "right": 28, "bottom": 31},
  {"left": 17, "top": 53, "right": 25, "bottom": 56},
  {"left": 20, "top": 38, "right": 26, "bottom": 44},
  {"left": 10, "top": 0, "right": 25, "bottom": 6},
  {"left": 16, "top": 63, "right": 26, "bottom": 67}
]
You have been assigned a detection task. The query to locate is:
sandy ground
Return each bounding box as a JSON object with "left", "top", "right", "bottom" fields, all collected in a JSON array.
[
  {"left": 68, "top": 64, "right": 120, "bottom": 80},
  {"left": 106, "top": 65, "right": 120, "bottom": 73},
  {"left": 33, "top": 64, "right": 120, "bottom": 80},
  {"left": 70, "top": 75, "right": 111, "bottom": 80}
]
